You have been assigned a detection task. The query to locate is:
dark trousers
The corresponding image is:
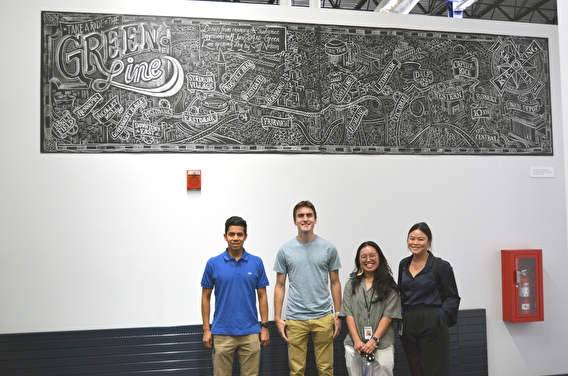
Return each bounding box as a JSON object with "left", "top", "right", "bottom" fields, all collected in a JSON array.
[{"left": 400, "top": 306, "right": 450, "bottom": 376}]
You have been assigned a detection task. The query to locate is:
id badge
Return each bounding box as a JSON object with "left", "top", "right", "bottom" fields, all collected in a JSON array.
[{"left": 364, "top": 326, "right": 373, "bottom": 340}]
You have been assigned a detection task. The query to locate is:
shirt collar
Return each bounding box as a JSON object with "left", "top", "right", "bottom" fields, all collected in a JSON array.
[{"left": 223, "top": 249, "right": 248, "bottom": 261}]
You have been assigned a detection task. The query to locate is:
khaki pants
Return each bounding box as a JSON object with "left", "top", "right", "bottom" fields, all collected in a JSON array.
[
  {"left": 286, "top": 313, "right": 334, "bottom": 376},
  {"left": 212, "top": 333, "right": 260, "bottom": 376}
]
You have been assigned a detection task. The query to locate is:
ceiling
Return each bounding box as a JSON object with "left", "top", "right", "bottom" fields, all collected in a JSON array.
[
  {"left": 236, "top": 0, "right": 558, "bottom": 25},
  {"left": 407, "top": 0, "right": 557, "bottom": 24}
]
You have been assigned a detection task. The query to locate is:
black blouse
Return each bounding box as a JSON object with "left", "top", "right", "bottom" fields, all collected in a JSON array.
[{"left": 399, "top": 252, "right": 460, "bottom": 321}]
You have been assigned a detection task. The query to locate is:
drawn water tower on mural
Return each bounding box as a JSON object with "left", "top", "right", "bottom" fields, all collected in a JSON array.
[{"left": 325, "top": 39, "right": 349, "bottom": 67}]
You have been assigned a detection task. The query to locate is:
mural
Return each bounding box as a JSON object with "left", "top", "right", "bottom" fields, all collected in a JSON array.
[{"left": 41, "top": 11, "right": 553, "bottom": 154}]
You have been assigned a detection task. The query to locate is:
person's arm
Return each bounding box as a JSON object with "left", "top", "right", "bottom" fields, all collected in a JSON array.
[
  {"left": 341, "top": 281, "right": 362, "bottom": 352},
  {"left": 329, "top": 269, "right": 342, "bottom": 339},
  {"left": 438, "top": 261, "right": 461, "bottom": 322},
  {"left": 257, "top": 287, "right": 270, "bottom": 346},
  {"left": 201, "top": 287, "right": 213, "bottom": 348},
  {"left": 345, "top": 315, "right": 365, "bottom": 354},
  {"left": 360, "top": 316, "right": 393, "bottom": 355},
  {"left": 274, "top": 272, "right": 288, "bottom": 342}
]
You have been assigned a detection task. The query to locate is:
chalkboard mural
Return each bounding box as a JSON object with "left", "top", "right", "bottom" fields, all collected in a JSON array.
[{"left": 41, "top": 11, "right": 553, "bottom": 154}]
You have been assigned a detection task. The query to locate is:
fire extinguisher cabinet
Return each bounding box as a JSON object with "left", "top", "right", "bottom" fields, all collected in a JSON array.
[{"left": 501, "top": 249, "right": 544, "bottom": 323}]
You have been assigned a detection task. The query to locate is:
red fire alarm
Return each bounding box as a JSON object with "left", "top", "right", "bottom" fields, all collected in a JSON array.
[{"left": 187, "top": 170, "right": 201, "bottom": 190}]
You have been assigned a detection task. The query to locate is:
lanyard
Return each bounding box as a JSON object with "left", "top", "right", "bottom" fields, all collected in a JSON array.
[
  {"left": 361, "top": 283, "right": 376, "bottom": 374},
  {"left": 362, "top": 283, "right": 375, "bottom": 325}
]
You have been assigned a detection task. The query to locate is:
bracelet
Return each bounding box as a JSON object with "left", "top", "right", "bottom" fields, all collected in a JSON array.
[{"left": 333, "top": 312, "right": 341, "bottom": 318}]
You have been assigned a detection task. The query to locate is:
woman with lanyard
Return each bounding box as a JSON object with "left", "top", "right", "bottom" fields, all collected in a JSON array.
[
  {"left": 339, "top": 241, "right": 401, "bottom": 376},
  {"left": 398, "top": 222, "right": 460, "bottom": 376}
]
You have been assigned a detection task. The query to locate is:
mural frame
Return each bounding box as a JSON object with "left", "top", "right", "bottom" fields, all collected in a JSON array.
[{"left": 40, "top": 11, "right": 553, "bottom": 155}]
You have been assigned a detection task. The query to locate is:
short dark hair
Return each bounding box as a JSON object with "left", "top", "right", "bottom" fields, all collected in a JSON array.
[
  {"left": 407, "top": 222, "right": 432, "bottom": 241},
  {"left": 225, "top": 216, "right": 247, "bottom": 234},
  {"left": 293, "top": 200, "right": 317, "bottom": 220}
]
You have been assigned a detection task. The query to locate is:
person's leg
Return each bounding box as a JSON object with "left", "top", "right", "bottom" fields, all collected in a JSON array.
[
  {"left": 418, "top": 309, "right": 450, "bottom": 376},
  {"left": 286, "top": 319, "right": 310, "bottom": 376},
  {"left": 310, "top": 313, "right": 334, "bottom": 376},
  {"left": 400, "top": 310, "right": 424, "bottom": 376},
  {"left": 372, "top": 344, "right": 395, "bottom": 376},
  {"left": 344, "top": 345, "right": 363, "bottom": 376},
  {"left": 236, "top": 333, "right": 261, "bottom": 376},
  {"left": 212, "top": 335, "right": 238, "bottom": 376}
]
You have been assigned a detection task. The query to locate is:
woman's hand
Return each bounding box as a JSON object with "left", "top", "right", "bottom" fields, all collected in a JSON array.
[{"left": 360, "top": 338, "right": 377, "bottom": 355}]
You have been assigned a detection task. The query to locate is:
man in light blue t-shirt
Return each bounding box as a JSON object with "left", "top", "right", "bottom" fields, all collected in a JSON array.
[{"left": 274, "top": 200, "right": 342, "bottom": 376}]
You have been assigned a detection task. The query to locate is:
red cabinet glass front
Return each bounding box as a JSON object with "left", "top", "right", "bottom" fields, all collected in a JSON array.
[{"left": 501, "top": 249, "right": 544, "bottom": 323}]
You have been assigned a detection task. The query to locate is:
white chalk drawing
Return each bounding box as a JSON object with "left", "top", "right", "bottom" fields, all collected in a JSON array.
[{"left": 41, "top": 11, "right": 552, "bottom": 154}]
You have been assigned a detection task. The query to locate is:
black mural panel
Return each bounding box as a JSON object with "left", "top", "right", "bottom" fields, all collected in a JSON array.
[{"left": 41, "top": 11, "right": 553, "bottom": 154}]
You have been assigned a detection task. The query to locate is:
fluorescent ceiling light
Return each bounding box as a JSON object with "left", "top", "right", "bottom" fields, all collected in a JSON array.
[
  {"left": 454, "top": 0, "right": 478, "bottom": 12},
  {"left": 374, "top": 0, "right": 420, "bottom": 13}
]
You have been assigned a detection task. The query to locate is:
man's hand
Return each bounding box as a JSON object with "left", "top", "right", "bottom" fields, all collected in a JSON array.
[
  {"left": 275, "top": 318, "right": 288, "bottom": 342},
  {"left": 260, "top": 327, "right": 270, "bottom": 346},
  {"left": 202, "top": 329, "right": 212, "bottom": 348},
  {"left": 332, "top": 316, "right": 342, "bottom": 340}
]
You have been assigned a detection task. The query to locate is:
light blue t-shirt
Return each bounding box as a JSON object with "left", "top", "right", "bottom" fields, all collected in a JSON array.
[{"left": 273, "top": 236, "right": 341, "bottom": 320}]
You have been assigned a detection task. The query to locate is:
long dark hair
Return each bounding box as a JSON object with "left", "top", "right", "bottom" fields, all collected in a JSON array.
[{"left": 350, "top": 241, "right": 399, "bottom": 302}]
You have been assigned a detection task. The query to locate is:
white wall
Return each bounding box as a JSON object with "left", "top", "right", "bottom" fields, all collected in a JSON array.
[{"left": 1, "top": 1, "right": 567, "bottom": 375}]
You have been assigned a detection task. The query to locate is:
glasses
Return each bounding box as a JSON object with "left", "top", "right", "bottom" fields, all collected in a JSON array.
[{"left": 359, "top": 254, "right": 378, "bottom": 261}]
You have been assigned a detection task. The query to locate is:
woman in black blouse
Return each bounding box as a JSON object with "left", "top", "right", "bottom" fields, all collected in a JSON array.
[{"left": 398, "top": 222, "right": 460, "bottom": 376}]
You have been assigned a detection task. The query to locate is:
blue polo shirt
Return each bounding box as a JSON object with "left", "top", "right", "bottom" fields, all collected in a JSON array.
[{"left": 201, "top": 249, "right": 269, "bottom": 336}]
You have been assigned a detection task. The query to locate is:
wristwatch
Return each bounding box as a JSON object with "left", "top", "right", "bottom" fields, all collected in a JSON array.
[
  {"left": 370, "top": 335, "right": 380, "bottom": 342},
  {"left": 260, "top": 322, "right": 269, "bottom": 328}
]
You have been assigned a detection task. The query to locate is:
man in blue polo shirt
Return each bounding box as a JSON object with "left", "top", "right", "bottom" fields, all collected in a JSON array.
[{"left": 201, "top": 216, "right": 270, "bottom": 376}]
